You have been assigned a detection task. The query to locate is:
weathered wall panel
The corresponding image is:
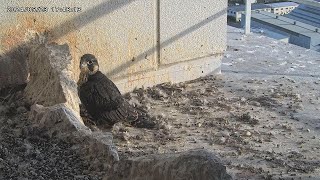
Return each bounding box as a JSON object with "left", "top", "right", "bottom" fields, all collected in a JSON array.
[
  {"left": 0, "top": 0, "right": 156, "bottom": 88},
  {"left": 0, "top": 0, "right": 226, "bottom": 92},
  {"left": 159, "top": 0, "right": 227, "bottom": 65}
]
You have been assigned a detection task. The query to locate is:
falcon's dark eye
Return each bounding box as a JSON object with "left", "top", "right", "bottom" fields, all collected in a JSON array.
[{"left": 87, "top": 60, "right": 93, "bottom": 65}]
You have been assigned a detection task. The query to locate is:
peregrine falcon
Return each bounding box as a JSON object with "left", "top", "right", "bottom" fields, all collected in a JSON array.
[{"left": 78, "top": 54, "right": 155, "bottom": 128}]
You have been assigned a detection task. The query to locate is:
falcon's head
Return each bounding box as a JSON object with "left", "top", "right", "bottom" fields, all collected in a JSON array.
[
  {"left": 80, "top": 54, "right": 99, "bottom": 75},
  {"left": 78, "top": 54, "right": 99, "bottom": 86}
]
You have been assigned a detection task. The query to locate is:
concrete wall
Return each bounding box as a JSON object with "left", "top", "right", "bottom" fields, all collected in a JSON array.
[{"left": 0, "top": 0, "right": 227, "bottom": 93}]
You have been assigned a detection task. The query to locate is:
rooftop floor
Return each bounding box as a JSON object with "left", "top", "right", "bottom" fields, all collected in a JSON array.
[
  {"left": 221, "top": 26, "right": 320, "bottom": 178},
  {"left": 251, "top": 11, "right": 320, "bottom": 40},
  {"left": 116, "top": 26, "right": 320, "bottom": 179},
  {"left": 223, "top": 26, "right": 320, "bottom": 77}
]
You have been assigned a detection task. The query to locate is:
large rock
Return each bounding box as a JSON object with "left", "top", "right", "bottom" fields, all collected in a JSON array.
[
  {"left": 24, "top": 43, "right": 79, "bottom": 113},
  {"left": 29, "top": 103, "right": 90, "bottom": 138},
  {"left": 108, "top": 149, "right": 232, "bottom": 180},
  {"left": 25, "top": 43, "right": 119, "bottom": 166}
]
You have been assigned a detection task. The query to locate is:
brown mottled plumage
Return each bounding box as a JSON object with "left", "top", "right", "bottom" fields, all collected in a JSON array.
[{"left": 78, "top": 54, "right": 155, "bottom": 128}]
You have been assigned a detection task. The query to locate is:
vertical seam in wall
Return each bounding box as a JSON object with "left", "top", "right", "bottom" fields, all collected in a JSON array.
[{"left": 155, "top": 0, "right": 160, "bottom": 70}]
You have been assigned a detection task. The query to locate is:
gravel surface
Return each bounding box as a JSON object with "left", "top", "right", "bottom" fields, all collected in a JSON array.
[
  {"left": 111, "top": 27, "right": 320, "bottom": 179},
  {"left": 0, "top": 89, "right": 104, "bottom": 180}
]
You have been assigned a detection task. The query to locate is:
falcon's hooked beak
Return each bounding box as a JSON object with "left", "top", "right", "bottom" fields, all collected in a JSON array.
[
  {"left": 80, "top": 61, "right": 89, "bottom": 72},
  {"left": 80, "top": 62, "right": 87, "bottom": 68}
]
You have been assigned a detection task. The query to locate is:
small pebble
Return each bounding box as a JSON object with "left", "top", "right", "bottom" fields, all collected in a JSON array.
[
  {"left": 245, "top": 131, "right": 252, "bottom": 137},
  {"left": 293, "top": 93, "right": 301, "bottom": 100},
  {"left": 0, "top": 105, "right": 9, "bottom": 115},
  {"left": 16, "top": 107, "right": 27, "bottom": 114},
  {"left": 251, "top": 101, "right": 261, "bottom": 107},
  {"left": 233, "top": 132, "right": 240, "bottom": 137},
  {"left": 287, "top": 78, "right": 296, "bottom": 83},
  {"left": 269, "top": 89, "right": 275, "bottom": 93},
  {"left": 216, "top": 132, "right": 230, "bottom": 137},
  {"left": 268, "top": 131, "right": 275, "bottom": 135},
  {"left": 282, "top": 124, "right": 293, "bottom": 131},
  {"left": 272, "top": 93, "right": 282, "bottom": 98},
  {"left": 219, "top": 137, "right": 226, "bottom": 144},
  {"left": 7, "top": 119, "right": 14, "bottom": 125}
]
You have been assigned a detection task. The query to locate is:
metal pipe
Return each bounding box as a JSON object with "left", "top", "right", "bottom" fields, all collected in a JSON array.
[{"left": 245, "top": 0, "right": 252, "bottom": 34}]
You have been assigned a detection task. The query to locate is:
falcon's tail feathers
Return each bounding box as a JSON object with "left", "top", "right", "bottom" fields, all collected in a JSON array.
[{"left": 126, "top": 106, "right": 155, "bottom": 129}]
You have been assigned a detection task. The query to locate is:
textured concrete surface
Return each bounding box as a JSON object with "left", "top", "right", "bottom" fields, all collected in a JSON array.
[
  {"left": 159, "top": 0, "right": 227, "bottom": 65},
  {"left": 0, "top": 0, "right": 155, "bottom": 89},
  {"left": 0, "top": 0, "right": 226, "bottom": 92},
  {"left": 115, "top": 54, "right": 222, "bottom": 93}
]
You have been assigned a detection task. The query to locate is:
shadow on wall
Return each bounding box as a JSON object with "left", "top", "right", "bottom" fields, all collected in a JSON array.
[
  {"left": 107, "top": 8, "right": 227, "bottom": 77},
  {"left": 0, "top": 0, "right": 227, "bottom": 89},
  {"left": 0, "top": 0, "right": 136, "bottom": 89}
]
